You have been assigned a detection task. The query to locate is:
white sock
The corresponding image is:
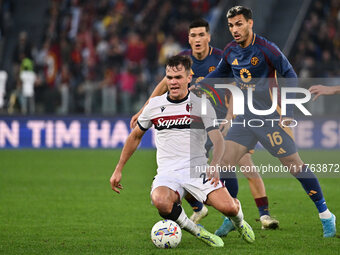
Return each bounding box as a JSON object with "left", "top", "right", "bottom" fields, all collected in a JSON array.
[
  {"left": 176, "top": 208, "right": 200, "bottom": 235},
  {"left": 319, "top": 209, "right": 332, "bottom": 219},
  {"left": 230, "top": 199, "right": 244, "bottom": 228}
]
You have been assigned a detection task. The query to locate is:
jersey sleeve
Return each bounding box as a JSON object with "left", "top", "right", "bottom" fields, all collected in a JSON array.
[
  {"left": 137, "top": 103, "right": 153, "bottom": 131},
  {"left": 266, "top": 43, "right": 297, "bottom": 79},
  {"left": 204, "top": 57, "right": 234, "bottom": 79},
  {"left": 264, "top": 43, "right": 298, "bottom": 117}
]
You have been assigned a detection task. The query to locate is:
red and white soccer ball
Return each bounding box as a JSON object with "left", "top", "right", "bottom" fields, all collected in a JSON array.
[{"left": 151, "top": 220, "right": 182, "bottom": 248}]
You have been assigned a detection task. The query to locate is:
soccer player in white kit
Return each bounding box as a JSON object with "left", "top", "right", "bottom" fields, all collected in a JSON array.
[{"left": 110, "top": 55, "right": 255, "bottom": 247}]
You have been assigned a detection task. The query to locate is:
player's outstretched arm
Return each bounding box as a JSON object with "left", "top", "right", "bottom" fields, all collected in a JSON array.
[
  {"left": 207, "top": 129, "right": 225, "bottom": 186},
  {"left": 110, "top": 126, "right": 146, "bottom": 193},
  {"left": 309, "top": 85, "right": 340, "bottom": 101},
  {"left": 130, "top": 77, "right": 168, "bottom": 129}
]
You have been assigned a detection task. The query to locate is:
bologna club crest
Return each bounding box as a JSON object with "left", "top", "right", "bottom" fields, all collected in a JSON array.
[{"left": 186, "top": 103, "right": 193, "bottom": 112}]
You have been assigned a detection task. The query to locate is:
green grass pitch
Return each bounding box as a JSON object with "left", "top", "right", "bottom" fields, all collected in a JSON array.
[{"left": 0, "top": 149, "right": 339, "bottom": 254}]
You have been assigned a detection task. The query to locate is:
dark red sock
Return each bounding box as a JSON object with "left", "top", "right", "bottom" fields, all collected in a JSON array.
[{"left": 255, "top": 196, "right": 269, "bottom": 217}]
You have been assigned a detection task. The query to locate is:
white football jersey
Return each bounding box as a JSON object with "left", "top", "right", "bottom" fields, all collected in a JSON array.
[{"left": 138, "top": 91, "right": 218, "bottom": 173}]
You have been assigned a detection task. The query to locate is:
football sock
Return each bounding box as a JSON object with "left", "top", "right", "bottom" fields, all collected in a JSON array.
[
  {"left": 295, "top": 165, "right": 328, "bottom": 214},
  {"left": 255, "top": 196, "right": 270, "bottom": 217},
  {"left": 319, "top": 209, "right": 332, "bottom": 219},
  {"left": 229, "top": 199, "right": 244, "bottom": 228},
  {"left": 176, "top": 207, "right": 200, "bottom": 235},
  {"left": 160, "top": 203, "right": 199, "bottom": 235},
  {"left": 186, "top": 199, "right": 204, "bottom": 212},
  {"left": 221, "top": 170, "right": 238, "bottom": 198}
]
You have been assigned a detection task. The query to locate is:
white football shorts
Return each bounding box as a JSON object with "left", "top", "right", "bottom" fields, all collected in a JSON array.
[{"left": 150, "top": 166, "right": 224, "bottom": 203}]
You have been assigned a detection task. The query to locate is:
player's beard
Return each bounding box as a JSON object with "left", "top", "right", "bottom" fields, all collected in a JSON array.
[{"left": 237, "top": 28, "right": 250, "bottom": 47}]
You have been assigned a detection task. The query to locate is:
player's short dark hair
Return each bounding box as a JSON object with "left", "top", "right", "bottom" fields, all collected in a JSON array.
[
  {"left": 189, "top": 18, "right": 210, "bottom": 32},
  {"left": 166, "top": 55, "right": 192, "bottom": 73},
  {"left": 226, "top": 6, "right": 252, "bottom": 20}
]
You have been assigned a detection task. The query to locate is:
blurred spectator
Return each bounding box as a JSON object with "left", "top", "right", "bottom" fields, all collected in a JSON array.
[
  {"left": 78, "top": 71, "right": 99, "bottom": 114},
  {"left": 33, "top": 40, "right": 50, "bottom": 70},
  {"left": 45, "top": 41, "right": 61, "bottom": 88},
  {"left": 120, "top": 65, "right": 137, "bottom": 114},
  {"left": 145, "top": 33, "right": 160, "bottom": 71},
  {"left": 70, "top": 39, "right": 83, "bottom": 82},
  {"left": 101, "top": 66, "right": 117, "bottom": 115},
  {"left": 13, "top": 31, "right": 32, "bottom": 66},
  {"left": 106, "top": 35, "right": 125, "bottom": 68},
  {"left": 158, "top": 35, "right": 181, "bottom": 65},
  {"left": 0, "top": 70, "right": 7, "bottom": 110},
  {"left": 60, "top": 37, "right": 72, "bottom": 67},
  {"left": 96, "top": 35, "right": 109, "bottom": 63},
  {"left": 68, "top": 0, "right": 81, "bottom": 40},
  {"left": 56, "top": 64, "right": 72, "bottom": 114},
  {"left": 125, "top": 32, "right": 146, "bottom": 65},
  {"left": 12, "top": 31, "right": 33, "bottom": 94},
  {"left": 19, "top": 60, "right": 36, "bottom": 114},
  {"left": 0, "top": 0, "right": 14, "bottom": 55}
]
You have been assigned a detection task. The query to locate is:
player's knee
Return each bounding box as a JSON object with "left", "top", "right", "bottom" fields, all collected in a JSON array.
[
  {"left": 152, "top": 194, "right": 172, "bottom": 214},
  {"left": 220, "top": 202, "right": 238, "bottom": 217},
  {"left": 244, "top": 170, "right": 261, "bottom": 179},
  {"left": 281, "top": 153, "right": 303, "bottom": 169},
  {"left": 228, "top": 203, "right": 239, "bottom": 217},
  {"left": 282, "top": 157, "right": 294, "bottom": 166},
  {"left": 238, "top": 154, "right": 253, "bottom": 167}
]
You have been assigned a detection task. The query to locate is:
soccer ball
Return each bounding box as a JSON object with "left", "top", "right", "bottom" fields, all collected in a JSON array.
[{"left": 151, "top": 220, "right": 182, "bottom": 248}]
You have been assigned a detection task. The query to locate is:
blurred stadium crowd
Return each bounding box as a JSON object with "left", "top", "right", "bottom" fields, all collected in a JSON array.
[
  {"left": 290, "top": 0, "right": 340, "bottom": 78},
  {"left": 0, "top": 0, "right": 339, "bottom": 115}
]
